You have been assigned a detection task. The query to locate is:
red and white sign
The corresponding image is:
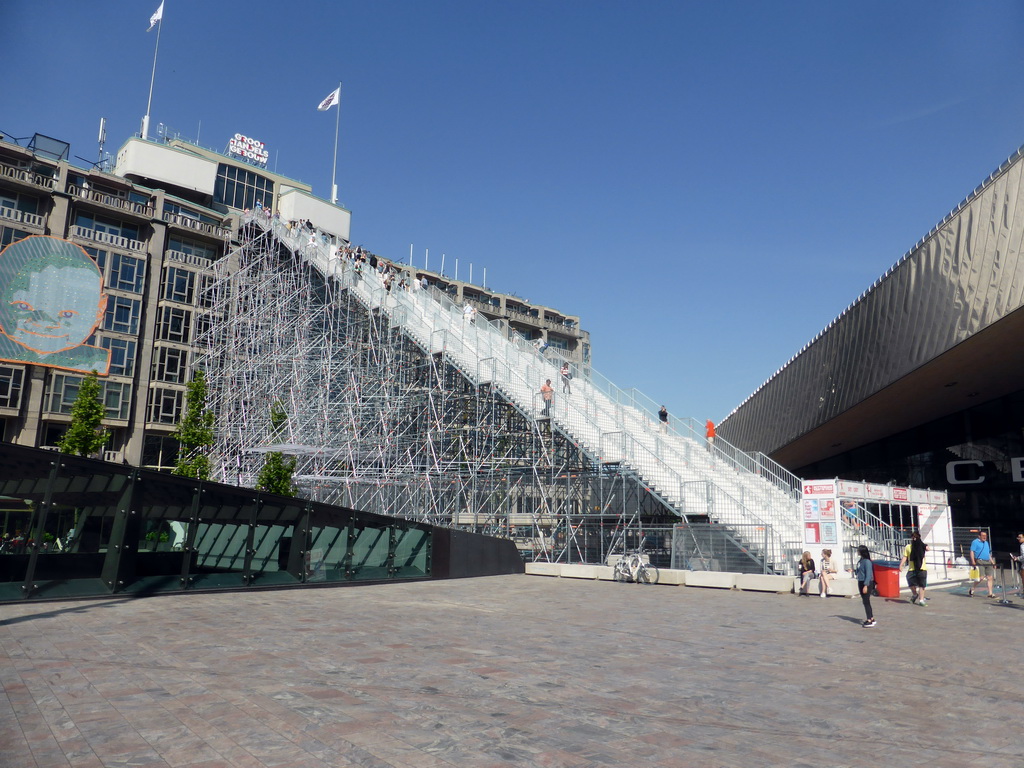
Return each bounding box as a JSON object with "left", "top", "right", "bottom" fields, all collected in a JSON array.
[
  {"left": 892, "top": 487, "right": 909, "bottom": 502},
  {"left": 837, "top": 480, "right": 865, "bottom": 498},
  {"left": 228, "top": 133, "right": 269, "bottom": 167},
  {"left": 864, "top": 483, "right": 889, "bottom": 500},
  {"left": 803, "top": 482, "right": 835, "bottom": 496}
]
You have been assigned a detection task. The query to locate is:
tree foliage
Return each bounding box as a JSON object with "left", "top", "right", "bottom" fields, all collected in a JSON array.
[
  {"left": 173, "top": 369, "right": 215, "bottom": 479},
  {"left": 58, "top": 370, "right": 108, "bottom": 457},
  {"left": 256, "top": 400, "right": 297, "bottom": 496}
]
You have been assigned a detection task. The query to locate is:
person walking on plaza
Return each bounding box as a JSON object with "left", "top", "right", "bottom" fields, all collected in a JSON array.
[
  {"left": 969, "top": 530, "right": 996, "bottom": 597},
  {"left": 899, "top": 531, "right": 928, "bottom": 605},
  {"left": 819, "top": 548, "right": 837, "bottom": 597},
  {"left": 540, "top": 379, "right": 553, "bottom": 417},
  {"left": 855, "top": 545, "right": 876, "bottom": 627},
  {"left": 1013, "top": 533, "right": 1024, "bottom": 589},
  {"left": 705, "top": 419, "right": 716, "bottom": 453},
  {"left": 560, "top": 362, "right": 572, "bottom": 395},
  {"left": 658, "top": 405, "right": 669, "bottom": 434}
]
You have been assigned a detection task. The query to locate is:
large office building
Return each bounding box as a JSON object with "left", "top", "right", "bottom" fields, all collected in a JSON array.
[
  {"left": 719, "top": 142, "right": 1024, "bottom": 544},
  {"left": 0, "top": 128, "right": 588, "bottom": 471}
]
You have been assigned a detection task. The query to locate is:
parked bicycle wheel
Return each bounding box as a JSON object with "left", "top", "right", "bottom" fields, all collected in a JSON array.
[{"left": 637, "top": 564, "right": 660, "bottom": 584}]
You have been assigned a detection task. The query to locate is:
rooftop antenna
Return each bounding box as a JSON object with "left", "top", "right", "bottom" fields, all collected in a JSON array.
[{"left": 97, "top": 118, "right": 107, "bottom": 166}]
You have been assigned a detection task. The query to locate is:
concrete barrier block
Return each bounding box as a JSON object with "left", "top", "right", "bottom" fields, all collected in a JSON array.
[
  {"left": 560, "top": 564, "right": 600, "bottom": 580},
  {"left": 736, "top": 573, "right": 794, "bottom": 593},
  {"left": 525, "top": 562, "right": 560, "bottom": 577},
  {"left": 595, "top": 565, "right": 617, "bottom": 581},
  {"left": 656, "top": 569, "right": 686, "bottom": 585},
  {"left": 684, "top": 570, "right": 736, "bottom": 589},
  {"left": 824, "top": 577, "right": 858, "bottom": 597}
]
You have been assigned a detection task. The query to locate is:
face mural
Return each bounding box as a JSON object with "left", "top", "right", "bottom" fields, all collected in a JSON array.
[{"left": 0, "top": 236, "right": 110, "bottom": 374}]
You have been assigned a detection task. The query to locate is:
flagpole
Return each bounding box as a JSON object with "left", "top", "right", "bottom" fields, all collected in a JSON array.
[
  {"left": 142, "top": 12, "right": 163, "bottom": 140},
  {"left": 330, "top": 82, "right": 342, "bottom": 204}
]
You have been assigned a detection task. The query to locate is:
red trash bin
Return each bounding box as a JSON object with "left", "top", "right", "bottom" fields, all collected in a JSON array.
[{"left": 873, "top": 560, "right": 901, "bottom": 598}]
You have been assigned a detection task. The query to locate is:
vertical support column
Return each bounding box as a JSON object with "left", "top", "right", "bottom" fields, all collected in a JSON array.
[
  {"left": 286, "top": 500, "right": 311, "bottom": 582},
  {"left": 180, "top": 483, "right": 202, "bottom": 590},
  {"left": 242, "top": 495, "right": 259, "bottom": 586},
  {"left": 101, "top": 469, "right": 142, "bottom": 594},
  {"left": 21, "top": 456, "right": 62, "bottom": 599}
]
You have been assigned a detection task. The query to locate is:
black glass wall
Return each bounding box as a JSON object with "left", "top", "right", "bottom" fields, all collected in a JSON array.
[
  {"left": 796, "top": 388, "right": 1024, "bottom": 551},
  {"left": 0, "top": 443, "right": 441, "bottom": 602}
]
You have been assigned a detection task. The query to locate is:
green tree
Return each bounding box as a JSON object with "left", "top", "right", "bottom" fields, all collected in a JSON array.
[
  {"left": 256, "top": 400, "right": 297, "bottom": 496},
  {"left": 57, "top": 370, "right": 108, "bottom": 457},
  {"left": 172, "top": 369, "right": 215, "bottom": 479}
]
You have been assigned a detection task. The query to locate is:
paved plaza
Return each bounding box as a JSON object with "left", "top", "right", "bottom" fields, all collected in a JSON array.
[{"left": 1, "top": 573, "right": 1022, "bottom": 768}]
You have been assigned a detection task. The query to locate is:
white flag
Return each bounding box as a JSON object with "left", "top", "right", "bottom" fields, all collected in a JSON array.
[
  {"left": 148, "top": 1, "right": 164, "bottom": 31},
  {"left": 317, "top": 86, "right": 341, "bottom": 111}
]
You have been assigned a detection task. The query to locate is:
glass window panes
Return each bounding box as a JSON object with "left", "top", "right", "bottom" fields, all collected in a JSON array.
[
  {"left": 163, "top": 266, "right": 195, "bottom": 303},
  {"left": 167, "top": 236, "right": 219, "bottom": 262},
  {"left": 213, "top": 163, "right": 274, "bottom": 211},
  {"left": 103, "top": 296, "right": 141, "bottom": 334},
  {"left": 0, "top": 366, "right": 24, "bottom": 409},
  {"left": 74, "top": 211, "right": 140, "bottom": 242},
  {"left": 148, "top": 387, "right": 183, "bottom": 424},
  {"left": 153, "top": 346, "right": 188, "bottom": 383},
  {"left": 99, "top": 337, "right": 137, "bottom": 377},
  {"left": 157, "top": 306, "right": 192, "bottom": 343},
  {"left": 109, "top": 253, "right": 145, "bottom": 293}
]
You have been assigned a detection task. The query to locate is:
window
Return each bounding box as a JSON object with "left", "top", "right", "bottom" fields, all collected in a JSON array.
[
  {"left": 99, "top": 337, "right": 137, "bottom": 377},
  {"left": 0, "top": 366, "right": 24, "bottom": 409},
  {"left": 167, "top": 236, "right": 219, "bottom": 262},
  {"left": 103, "top": 296, "right": 141, "bottom": 334},
  {"left": 164, "top": 200, "right": 220, "bottom": 226},
  {"left": 163, "top": 266, "right": 195, "bottom": 303},
  {"left": 213, "top": 163, "right": 274, "bottom": 211},
  {"left": 157, "top": 306, "right": 192, "bottom": 343},
  {"left": 83, "top": 246, "right": 107, "bottom": 271},
  {"left": 101, "top": 380, "right": 132, "bottom": 420},
  {"left": 109, "top": 253, "right": 145, "bottom": 293},
  {"left": 153, "top": 346, "right": 189, "bottom": 383},
  {"left": 0, "top": 226, "right": 30, "bottom": 248},
  {"left": 0, "top": 190, "right": 40, "bottom": 215},
  {"left": 142, "top": 433, "right": 179, "bottom": 470},
  {"left": 148, "top": 387, "right": 183, "bottom": 424},
  {"left": 74, "top": 211, "right": 140, "bottom": 242},
  {"left": 46, "top": 374, "right": 81, "bottom": 414}
]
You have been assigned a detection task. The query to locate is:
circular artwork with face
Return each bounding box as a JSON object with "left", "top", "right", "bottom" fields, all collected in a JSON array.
[{"left": 0, "top": 236, "right": 110, "bottom": 374}]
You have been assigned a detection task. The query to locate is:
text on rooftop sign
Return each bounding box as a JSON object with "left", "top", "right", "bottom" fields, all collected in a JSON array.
[{"left": 228, "top": 133, "right": 269, "bottom": 167}]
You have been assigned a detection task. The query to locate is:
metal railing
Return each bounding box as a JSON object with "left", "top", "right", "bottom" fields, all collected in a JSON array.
[
  {"left": 70, "top": 225, "right": 146, "bottom": 253},
  {"left": 244, "top": 214, "right": 805, "bottom": 571},
  {"left": 67, "top": 185, "right": 155, "bottom": 218}
]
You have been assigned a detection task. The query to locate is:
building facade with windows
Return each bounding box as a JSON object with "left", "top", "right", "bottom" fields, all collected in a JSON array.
[
  {"left": 718, "top": 142, "right": 1024, "bottom": 547},
  {"left": 0, "top": 129, "right": 588, "bottom": 471}
]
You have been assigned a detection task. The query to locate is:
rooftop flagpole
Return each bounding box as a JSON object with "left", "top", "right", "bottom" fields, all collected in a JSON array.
[
  {"left": 142, "top": 1, "right": 165, "bottom": 140},
  {"left": 317, "top": 83, "right": 343, "bottom": 204},
  {"left": 331, "top": 82, "right": 342, "bottom": 204}
]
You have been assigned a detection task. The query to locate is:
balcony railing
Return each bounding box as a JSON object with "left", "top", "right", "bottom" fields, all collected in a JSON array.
[
  {"left": 162, "top": 211, "right": 231, "bottom": 239},
  {"left": 70, "top": 225, "right": 146, "bottom": 253},
  {"left": 0, "top": 207, "right": 45, "bottom": 229},
  {"left": 0, "top": 161, "right": 55, "bottom": 189},
  {"left": 166, "top": 249, "right": 214, "bottom": 268},
  {"left": 68, "top": 185, "right": 155, "bottom": 218}
]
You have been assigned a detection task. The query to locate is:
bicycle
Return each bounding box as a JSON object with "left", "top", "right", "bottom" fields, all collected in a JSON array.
[{"left": 612, "top": 549, "right": 660, "bottom": 584}]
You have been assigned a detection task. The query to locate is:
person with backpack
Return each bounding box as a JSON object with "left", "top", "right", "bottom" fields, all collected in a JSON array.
[
  {"left": 855, "top": 545, "right": 876, "bottom": 628},
  {"left": 899, "top": 531, "right": 928, "bottom": 605}
]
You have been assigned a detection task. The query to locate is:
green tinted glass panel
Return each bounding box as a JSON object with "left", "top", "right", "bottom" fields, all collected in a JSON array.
[
  {"left": 393, "top": 527, "right": 430, "bottom": 577},
  {"left": 350, "top": 522, "right": 390, "bottom": 581},
  {"left": 307, "top": 524, "right": 349, "bottom": 583}
]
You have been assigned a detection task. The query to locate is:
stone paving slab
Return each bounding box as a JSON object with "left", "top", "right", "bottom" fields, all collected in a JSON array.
[{"left": 1, "top": 575, "right": 1022, "bottom": 767}]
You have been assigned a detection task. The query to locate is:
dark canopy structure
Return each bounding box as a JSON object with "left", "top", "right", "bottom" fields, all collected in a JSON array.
[{"left": 0, "top": 442, "right": 522, "bottom": 603}]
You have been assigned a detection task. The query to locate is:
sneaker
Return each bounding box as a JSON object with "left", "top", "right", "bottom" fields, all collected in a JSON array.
[
  {"left": 862, "top": 619, "right": 877, "bottom": 628},
  {"left": 917, "top": 598, "right": 928, "bottom": 606},
  {"left": 968, "top": 588, "right": 974, "bottom": 597},
  {"left": 820, "top": 592, "right": 826, "bottom": 598},
  {"left": 910, "top": 596, "right": 918, "bottom": 605}
]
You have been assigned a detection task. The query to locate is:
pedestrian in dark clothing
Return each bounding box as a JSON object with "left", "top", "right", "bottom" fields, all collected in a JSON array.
[{"left": 855, "top": 545, "right": 876, "bottom": 627}]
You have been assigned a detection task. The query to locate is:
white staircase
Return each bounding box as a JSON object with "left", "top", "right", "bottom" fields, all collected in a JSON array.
[{"left": 246, "top": 215, "right": 807, "bottom": 569}]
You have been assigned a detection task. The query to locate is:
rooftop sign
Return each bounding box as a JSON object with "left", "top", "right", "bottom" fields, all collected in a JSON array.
[{"left": 227, "top": 133, "right": 268, "bottom": 167}]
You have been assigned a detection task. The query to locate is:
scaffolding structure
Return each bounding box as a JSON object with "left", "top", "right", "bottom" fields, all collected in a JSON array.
[{"left": 194, "top": 221, "right": 682, "bottom": 564}]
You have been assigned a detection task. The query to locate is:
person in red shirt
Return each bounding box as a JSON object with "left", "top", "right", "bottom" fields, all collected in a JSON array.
[{"left": 705, "top": 419, "right": 716, "bottom": 453}]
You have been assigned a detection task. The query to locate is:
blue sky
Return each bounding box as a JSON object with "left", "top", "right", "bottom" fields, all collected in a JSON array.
[{"left": 5, "top": 1, "right": 1024, "bottom": 425}]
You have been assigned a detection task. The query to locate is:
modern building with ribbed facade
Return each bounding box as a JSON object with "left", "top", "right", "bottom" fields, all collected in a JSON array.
[{"left": 719, "top": 143, "right": 1024, "bottom": 544}]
